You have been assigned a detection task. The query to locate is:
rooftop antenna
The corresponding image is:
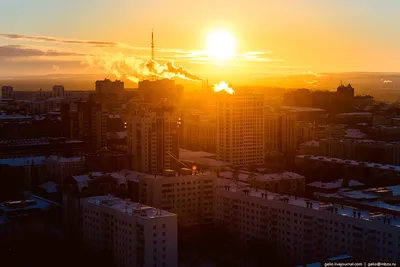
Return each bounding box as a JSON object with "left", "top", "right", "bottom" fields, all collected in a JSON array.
[{"left": 151, "top": 29, "right": 155, "bottom": 61}]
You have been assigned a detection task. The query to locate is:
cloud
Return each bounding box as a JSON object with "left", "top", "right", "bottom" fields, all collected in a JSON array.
[
  {"left": 304, "top": 80, "right": 318, "bottom": 84},
  {"left": 0, "top": 45, "right": 85, "bottom": 58},
  {"left": 52, "top": 65, "right": 60, "bottom": 71},
  {"left": 0, "top": 33, "right": 119, "bottom": 47},
  {"left": 383, "top": 80, "right": 393, "bottom": 84},
  {"left": 303, "top": 70, "right": 328, "bottom": 78}
]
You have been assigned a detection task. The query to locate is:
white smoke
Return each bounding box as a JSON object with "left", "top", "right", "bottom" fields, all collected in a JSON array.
[{"left": 84, "top": 52, "right": 201, "bottom": 83}]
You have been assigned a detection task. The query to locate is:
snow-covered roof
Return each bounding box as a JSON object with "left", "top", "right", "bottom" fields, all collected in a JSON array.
[
  {"left": 297, "top": 155, "right": 400, "bottom": 172},
  {"left": 84, "top": 195, "right": 175, "bottom": 218},
  {"left": 179, "top": 148, "right": 231, "bottom": 167},
  {"left": 281, "top": 106, "right": 326, "bottom": 112},
  {"left": 39, "top": 181, "right": 59, "bottom": 193},
  {"left": 345, "top": 129, "right": 367, "bottom": 139},
  {"left": 328, "top": 255, "right": 352, "bottom": 261},
  {"left": 307, "top": 179, "right": 364, "bottom": 190},
  {"left": 301, "top": 141, "right": 320, "bottom": 147},
  {"left": 0, "top": 155, "right": 83, "bottom": 166},
  {"left": 107, "top": 131, "right": 127, "bottom": 139},
  {"left": 218, "top": 185, "right": 400, "bottom": 227}
]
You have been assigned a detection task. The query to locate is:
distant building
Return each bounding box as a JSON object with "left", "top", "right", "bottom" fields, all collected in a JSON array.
[
  {"left": 127, "top": 107, "right": 179, "bottom": 173},
  {"left": 138, "top": 79, "right": 183, "bottom": 109},
  {"left": 80, "top": 196, "right": 178, "bottom": 267},
  {"left": 1, "top": 86, "right": 13, "bottom": 99},
  {"left": 295, "top": 155, "right": 400, "bottom": 186},
  {"left": 95, "top": 79, "right": 124, "bottom": 99},
  {"left": 181, "top": 111, "right": 217, "bottom": 153},
  {"left": 139, "top": 170, "right": 216, "bottom": 226},
  {"left": 216, "top": 91, "right": 265, "bottom": 167},
  {"left": 299, "top": 139, "right": 400, "bottom": 166},
  {"left": 52, "top": 85, "right": 65, "bottom": 98}
]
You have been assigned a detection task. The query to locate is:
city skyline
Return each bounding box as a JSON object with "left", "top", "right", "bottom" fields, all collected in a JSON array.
[{"left": 1, "top": 0, "right": 400, "bottom": 83}]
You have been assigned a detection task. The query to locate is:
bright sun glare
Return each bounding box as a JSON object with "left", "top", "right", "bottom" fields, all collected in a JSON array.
[{"left": 206, "top": 30, "right": 236, "bottom": 61}]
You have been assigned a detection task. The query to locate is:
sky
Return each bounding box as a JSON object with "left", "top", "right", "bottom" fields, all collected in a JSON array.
[{"left": 0, "top": 0, "right": 400, "bottom": 83}]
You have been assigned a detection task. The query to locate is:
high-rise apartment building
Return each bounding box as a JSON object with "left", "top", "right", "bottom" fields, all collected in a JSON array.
[
  {"left": 52, "top": 85, "right": 65, "bottom": 98},
  {"left": 77, "top": 100, "right": 108, "bottom": 152},
  {"left": 81, "top": 195, "right": 178, "bottom": 267},
  {"left": 216, "top": 91, "right": 265, "bottom": 167},
  {"left": 264, "top": 113, "right": 296, "bottom": 154},
  {"left": 139, "top": 171, "right": 216, "bottom": 226},
  {"left": 127, "top": 107, "right": 179, "bottom": 173},
  {"left": 181, "top": 111, "right": 217, "bottom": 153},
  {"left": 215, "top": 183, "right": 400, "bottom": 265}
]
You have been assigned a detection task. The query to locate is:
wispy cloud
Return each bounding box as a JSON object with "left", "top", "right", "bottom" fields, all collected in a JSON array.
[
  {"left": 304, "top": 80, "right": 318, "bottom": 84},
  {"left": 0, "top": 45, "right": 85, "bottom": 58},
  {"left": 383, "top": 79, "right": 393, "bottom": 84},
  {"left": 0, "top": 33, "right": 120, "bottom": 47}
]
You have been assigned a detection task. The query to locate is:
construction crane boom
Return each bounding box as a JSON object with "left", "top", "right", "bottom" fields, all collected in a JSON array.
[{"left": 166, "top": 150, "right": 188, "bottom": 168}]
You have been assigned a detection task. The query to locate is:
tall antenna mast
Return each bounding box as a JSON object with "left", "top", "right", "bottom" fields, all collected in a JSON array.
[{"left": 151, "top": 29, "right": 155, "bottom": 61}]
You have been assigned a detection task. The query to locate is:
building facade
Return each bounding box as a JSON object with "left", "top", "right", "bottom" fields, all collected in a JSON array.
[
  {"left": 215, "top": 184, "right": 400, "bottom": 265},
  {"left": 80, "top": 196, "right": 178, "bottom": 267},
  {"left": 139, "top": 171, "right": 216, "bottom": 226},
  {"left": 127, "top": 107, "right": 179, "bottom": 173},
  {"left": 216, "top": 91, "right": 265, "bottom": 167}
]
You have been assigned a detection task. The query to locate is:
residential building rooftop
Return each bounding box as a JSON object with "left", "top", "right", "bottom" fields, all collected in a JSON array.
[{"left": 84, "top": 195, "right": 175, "bottom": 219}]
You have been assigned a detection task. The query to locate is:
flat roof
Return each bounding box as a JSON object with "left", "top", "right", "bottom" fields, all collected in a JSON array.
[
  {"left": 296, "top": 155, "right": 400, "bottom": 172},
  {"left": 84, "top": 195, "right": 175, "bottom": 218},
  {"left": 179, "top": 148, "right": 231, "bottom": 167},
  {"left": 281, "top": 106, "right": 326, "bottom": 112},
  {"left": 219, "top": 171, "right": 304, "bottom": 182},
  {"left": 217, "top": 181, "right": 400, "bottom": 227},
  {"left": 0, "top": 155, "right": 83, "bottom": 166},
  {"left": 307, "top": 179, "right": 364, "bottom": 190}
]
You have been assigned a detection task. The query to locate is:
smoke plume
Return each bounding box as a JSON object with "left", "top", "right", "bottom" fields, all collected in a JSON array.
[{"left": 84, "top": 53, "right": 201, "bottom": 83}]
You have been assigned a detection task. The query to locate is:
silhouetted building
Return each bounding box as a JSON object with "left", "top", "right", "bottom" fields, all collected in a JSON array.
[
  {"left": 335, "top": 83, "right": 355, "bottom": 112},
  {"left": 138, "top": 79, "right": 184, "bottom": 108},
  {"left": 1, "top": 86, "right": 13, "bottom": 99},
  {"left": 264, "top": 113, "right": 296, "bottom": 154},
  {"left": 52, "top": 85, "right": 65, "bottom": 98},
  {"left": 95, "top": 79, "right": 124, "bottom": 100},
  {"left": 76, "top": 100, "right": 108, "bottom": 152},
  {"left": 0, "top": 195, "right": 56, "bottom": 242},
  {"left": 85, "top": 147, "right": 131, "bottom": 172},
  {"left": 181, "top": 111, "right": 217, "bottom": 153}
]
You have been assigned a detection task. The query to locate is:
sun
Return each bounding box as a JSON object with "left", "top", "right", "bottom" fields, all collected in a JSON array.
[{"left": 206, "top": 30, "right": 236, "bottom": 61}]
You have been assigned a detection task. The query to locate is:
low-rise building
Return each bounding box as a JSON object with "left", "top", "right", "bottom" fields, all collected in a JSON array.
[{"left": 295, "top": 155, "right": 400, "bottom": 186}]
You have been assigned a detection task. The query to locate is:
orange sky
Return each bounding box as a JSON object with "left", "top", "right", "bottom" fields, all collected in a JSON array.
[{"left": 1, "top": 0, "right": 400, "bottom": 85}]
